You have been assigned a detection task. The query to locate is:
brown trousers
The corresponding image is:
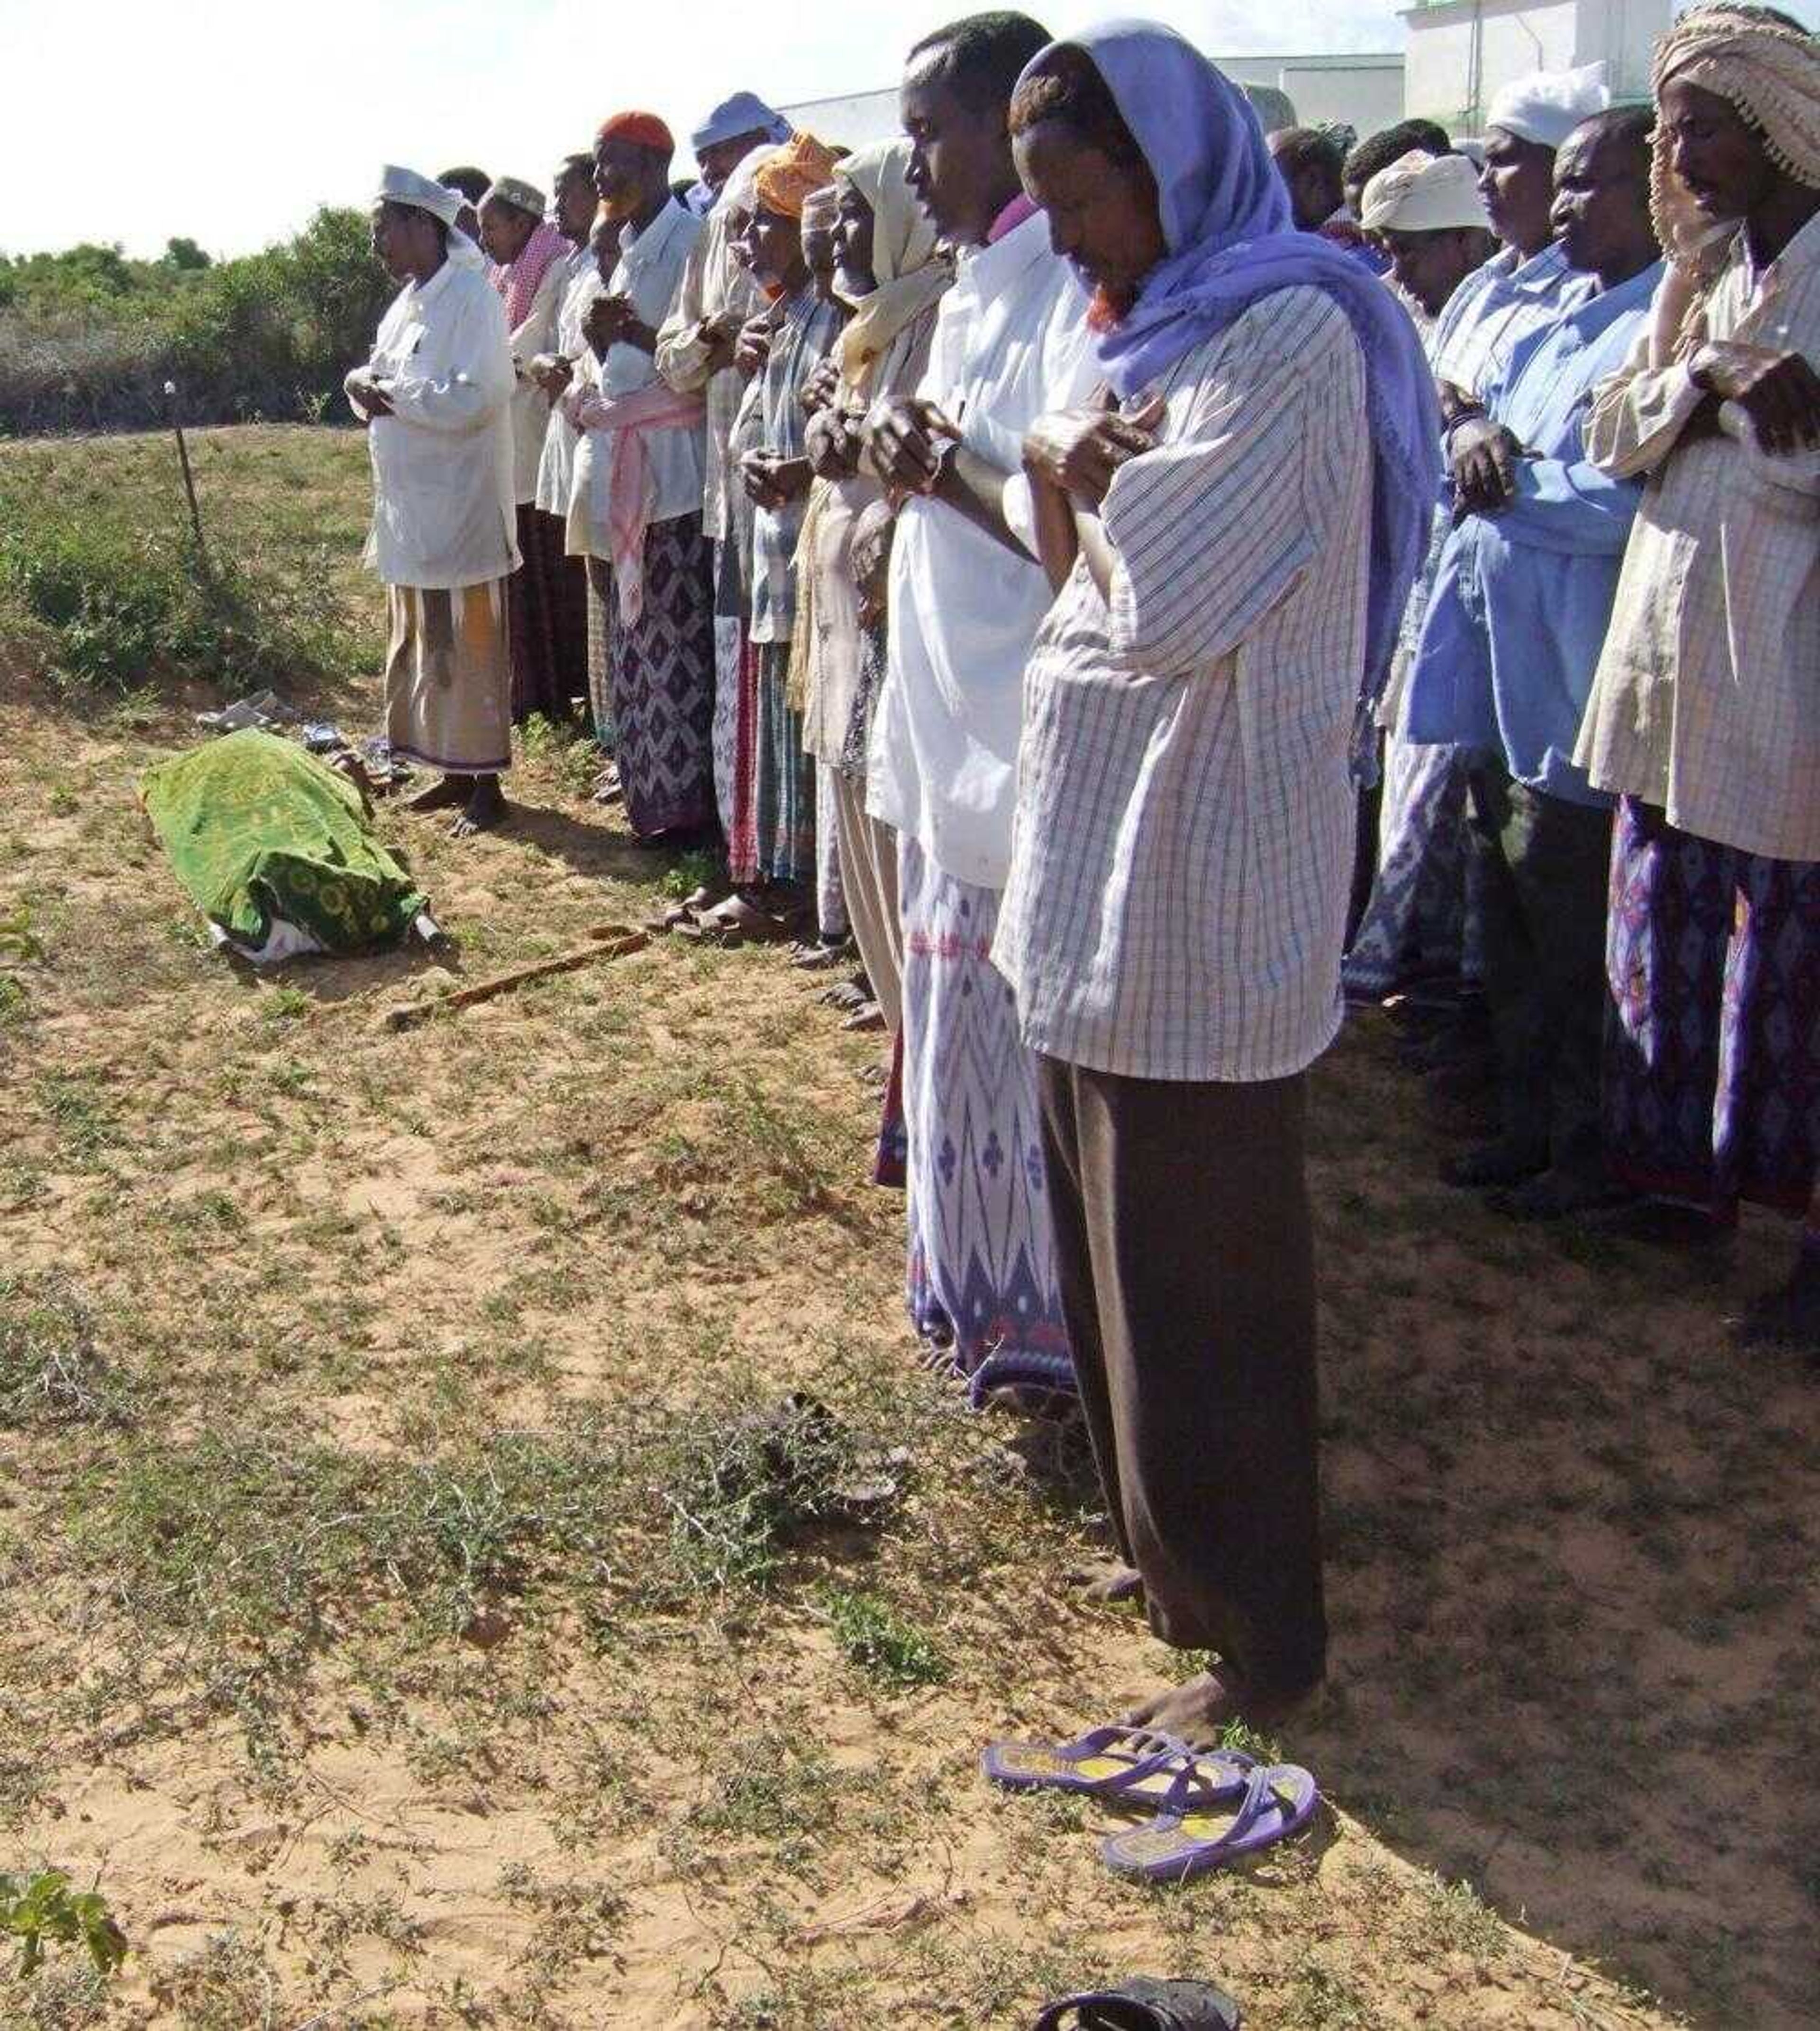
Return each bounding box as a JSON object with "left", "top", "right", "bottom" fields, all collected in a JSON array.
[
  {"left": 1037, "top": 1056, "right": 1327, "bottom": 1699},
  {"left": 831, "top": 774, "right": 902, "bottom": 1036}
]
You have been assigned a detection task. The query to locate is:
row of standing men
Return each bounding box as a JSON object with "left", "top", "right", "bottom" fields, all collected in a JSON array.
[{"left": 346, "top": 6, "right": 1820, "bottom": 1740}]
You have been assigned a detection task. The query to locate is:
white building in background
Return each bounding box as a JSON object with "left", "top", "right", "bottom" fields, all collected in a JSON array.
[
  {"left": 780, "top": 50, "right": 1406, "bottom": 152},
  {"left": 1219, "top": 52, "right": 1406, "bottom": 131},
  {"left": 778, "top": 0, "right": 1680, "bottom": 161},
  {"left": 1402, "top": 0, "right": 1673, "bottom": 131}
]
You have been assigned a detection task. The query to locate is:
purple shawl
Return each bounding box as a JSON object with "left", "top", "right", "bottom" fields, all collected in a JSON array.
[{"left": 1034, "top": 20, "right": 1442, "bottom": 703}]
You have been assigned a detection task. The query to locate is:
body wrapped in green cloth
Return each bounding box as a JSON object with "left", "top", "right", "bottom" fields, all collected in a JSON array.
[{"left": 143, "top": 729, "right": 427, "bottom": 961}]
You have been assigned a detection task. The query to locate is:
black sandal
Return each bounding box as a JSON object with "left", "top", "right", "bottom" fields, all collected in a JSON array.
[{"left": 1034, "top": 1978, "right": 1242, "bottom": 2031}]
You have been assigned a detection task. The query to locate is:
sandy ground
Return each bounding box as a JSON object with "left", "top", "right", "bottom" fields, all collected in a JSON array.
[{"left": 1, "top": 428, "right": 1814, "bottom": 2030}]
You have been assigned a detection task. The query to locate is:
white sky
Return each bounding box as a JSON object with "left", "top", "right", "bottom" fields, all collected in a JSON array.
[
  {"left": 9, "top": 0, "right": 1817, "bottom": 260},
  {"left": 3, "top": 0, "right": 1411, "bottom": 259}
]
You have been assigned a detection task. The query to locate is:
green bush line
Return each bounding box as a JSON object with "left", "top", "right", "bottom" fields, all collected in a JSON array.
[{"left": 0, "top": 210, "right": 392, "bottom": 437}]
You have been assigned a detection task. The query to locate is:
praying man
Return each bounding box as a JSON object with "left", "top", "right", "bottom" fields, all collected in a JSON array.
[{"left": 346, "top": 166, "right": 519, "bottom": 838}]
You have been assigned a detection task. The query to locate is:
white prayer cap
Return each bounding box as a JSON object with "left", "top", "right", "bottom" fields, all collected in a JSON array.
[
  {"left": 373, "top": 165, "right": 486, "bottom": 269},
  {"left": 1360, "top": 151, "right": 1492, "bottom": 233},
  {"left": 691, "top": 91, "right": 792, "bottom": 153},
  {"left": 375, "top": 164, "right": 467, "bottom": 228},
  {"left": 1485, "top": 61, "right": 1610, "bottom": 150},
  {"left": 481, "top": 175, "right": 547, "bottom": 219}
]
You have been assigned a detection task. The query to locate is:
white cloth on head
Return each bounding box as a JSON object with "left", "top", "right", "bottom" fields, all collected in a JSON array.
[
  {"left": 690, "top": 91, "right": 792, "bottom": 154},
  {"left": 375, "top": 163, "right": 487, "bottom": 271},
  {"left": 348, "top": 259, "right": 519, "bottom": 589},
  {"left": 719, "top": 144, "right": 783, "bottom": 220},
  {"left": 1360, "top": 150, "right": 1491, "bottom": 234},
  {"left": 1485, "top": 62, "right": 1609, "bottom": 150}
]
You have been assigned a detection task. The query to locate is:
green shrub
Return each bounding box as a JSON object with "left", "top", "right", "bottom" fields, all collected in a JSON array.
[
  {"left": 0, "top": 447, "right": 368, "bottom": 695},
  {"left": 0, "top": 210, "right": 393, "bottom": 436}
]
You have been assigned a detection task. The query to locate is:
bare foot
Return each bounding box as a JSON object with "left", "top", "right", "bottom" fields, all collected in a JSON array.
[
  {"left": 1124, "top": 1667, "right": 1320, "bottom": 1749},
  {"left": 408, "top": 773, "right": 470, "bottom": 813},
  {"left": 450, "top": 777, "right": 506, "bottom": 839},
  {"left": 1065, "top": 1559, "right": 1145, "bottom": 1605}
]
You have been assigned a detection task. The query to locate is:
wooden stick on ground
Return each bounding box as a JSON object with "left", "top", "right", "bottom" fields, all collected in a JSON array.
[{"left": 381, "top": 925, "right": 648, "bottom": 1031}]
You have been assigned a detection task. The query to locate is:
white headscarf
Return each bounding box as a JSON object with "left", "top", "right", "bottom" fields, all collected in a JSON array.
[
  {"left": 1360, "top": 151, "right": 1493, "bottom": 233},
  {"left": 1485, "top": 62, "right": 1611, "bottom": 149},
  {"left": 375, "top": 163, "right": 486, "bottom": 271},
  {"left": 831, "top": 138, "right": 951, "bottom": 394},
  {"left": 716, "top": 143, "right": 783, "bottom": 221}
]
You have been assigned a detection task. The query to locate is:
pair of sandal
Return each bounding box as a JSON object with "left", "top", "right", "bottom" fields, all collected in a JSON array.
[
  {"left": 983, "top": 1724, "right": 1318, "bottom": 1882},
  {"left": 1035, "top": 1978, "right": 1241, "bottom": 2030},
  {"left": 664, "top": 888, "right": 808, "bottom": 948}
]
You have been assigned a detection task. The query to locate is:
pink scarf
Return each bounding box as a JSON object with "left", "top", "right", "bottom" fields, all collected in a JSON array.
[
  {"left": 494, "top": 221, "right": 570, "bottom": 330},
  {"left": 566, "top": 380, "right": 708, "bottom": 623}
]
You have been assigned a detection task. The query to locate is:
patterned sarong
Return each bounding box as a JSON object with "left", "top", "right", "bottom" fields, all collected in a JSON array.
[
  {"left": 384, "top": 580, "right": 512, "bottom": 776},
  {"left": 142, "top": 729, "right": 426, "bottom": 957},
  {"left": 755, "top": 644, "right": 815, "bottom": 887},
  {"left": 1605, "top": 797, "right": 1820, "bottom": 1219},
  {"left": 584, "top": 558, "right": 618, "bottom": 756},
  {"left": 602, "top": 514, "right": 717, "bottom": 840},
  {"left": 507, "top": 506, "right": 588, "bottom": 726},
  {"left": 1343, "top": 734, "right": 1476, "bottom": 998},
  {"left": 898, "top": 838, "right": 1074, "bottom": 1399}
]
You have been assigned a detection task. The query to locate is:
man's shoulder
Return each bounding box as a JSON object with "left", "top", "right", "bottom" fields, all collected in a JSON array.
[{"left": 1235, "top": 285, "right": 1353, "bottom": 360}]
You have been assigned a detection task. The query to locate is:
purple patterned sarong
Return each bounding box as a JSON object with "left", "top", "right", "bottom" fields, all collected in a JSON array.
[
  {"left": 897, "top": 838, "right": 1074, "bottom": 1399},
  {"left": 602, "top": 513, "right": 716, "bottom": 840},
  {"left": 1605, "top": 797, "right": 1819, "bottom": 1220}
]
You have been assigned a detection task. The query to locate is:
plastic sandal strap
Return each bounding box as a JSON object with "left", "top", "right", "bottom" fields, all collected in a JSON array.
[{"left": 1033, "top": 1995, "right": 1168, "bottom": 2031}]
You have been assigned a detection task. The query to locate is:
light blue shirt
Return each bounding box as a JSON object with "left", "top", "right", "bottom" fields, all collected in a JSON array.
[
  {"left": 1405, "top": 259, "right": 1664, "bottom": 805},
  {"left": 1428, "top": 240, "right": 1590, "bottom": 405}
]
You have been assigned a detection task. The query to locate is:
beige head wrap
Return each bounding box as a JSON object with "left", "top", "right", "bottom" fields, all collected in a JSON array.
[
  {"left": 831, "top": 137, "right": 951, "bottom": 395},
  {"left": 1649, "top": 6, "right": 1820, "bottom": 282},
  {"left": 1359, "top": 151, "right": 1492, "bottom": 234}
]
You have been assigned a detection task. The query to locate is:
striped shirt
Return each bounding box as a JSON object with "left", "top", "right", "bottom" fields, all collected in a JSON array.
[
  {"left": 1429, "top": 241, "right": 1590, "bottom": 404},
  {"left": 1575, "top": 212, "right": 1820, "bottom": 862},
  {"left": 992, "top": 289, "right": 1372, "bottom": 1084},
  {"left": 655, "top": 202, "right": 768, "bottom": 543},
  {"left": 745, "top": 289, "right": 844, "bottom": 647}
]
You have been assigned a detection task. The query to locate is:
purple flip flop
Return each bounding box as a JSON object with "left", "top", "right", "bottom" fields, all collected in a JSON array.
[
  {"left": 983, "top": 1726, "right": 1255, "bottom": 1810},
  {"left": 1100, "top": 1762, "right": 1319, "bottom": 1881}
]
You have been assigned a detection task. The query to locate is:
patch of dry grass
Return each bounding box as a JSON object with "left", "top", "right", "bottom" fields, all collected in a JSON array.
[{"left": 1, "top": 428, "right": 1812, "bottom": 2030}]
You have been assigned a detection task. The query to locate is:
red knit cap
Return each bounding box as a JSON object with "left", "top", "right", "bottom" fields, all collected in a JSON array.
[{"left": 595, "top": 111, "right": 675, "bottom": 155}]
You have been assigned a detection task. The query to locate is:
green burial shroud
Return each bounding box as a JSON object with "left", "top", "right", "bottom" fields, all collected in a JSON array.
[{"left": 143, "top": 728, "right": 426, "bottom": 955}]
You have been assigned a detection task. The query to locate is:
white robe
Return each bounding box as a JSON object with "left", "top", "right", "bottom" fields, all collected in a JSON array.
[{"left": 349, "top": 260, "right": 518, "bottom": 590}]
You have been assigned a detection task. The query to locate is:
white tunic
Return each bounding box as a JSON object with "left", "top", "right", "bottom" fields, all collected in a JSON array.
[
  {"left": 1575, "top": 213, "right": 1820, "bottom": 863},
  {"left": 349, "top": 259, "right": 518, "bottom": 591},
  {"left": 534, "top": 245, "right": 602, "bottom": 520},
  {"left": 502, "top": 252, "right": 568, "bottom": 505},
  {"left": 567, "top": 200, "right": 706, "bottom": 559},
  {"left": 867, "top": 212, "right": 1096, "bottom": 893}
]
